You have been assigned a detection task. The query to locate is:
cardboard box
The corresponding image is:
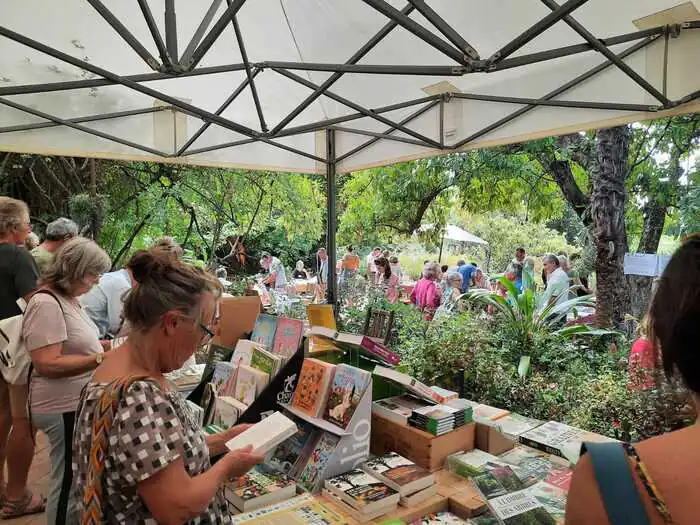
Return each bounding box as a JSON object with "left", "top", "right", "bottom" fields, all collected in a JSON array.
[
  {"left": 433, "top": 470, "right": 487, "bottom": 517},
  {"left": 214, "top": 295, "right": 262, "bottom": 348},
  {"left": 475, "top": 422, "right": 515, "bottom": 456},
  {"left": 371, "top": 414, "right": 475, "bottom": 472}
]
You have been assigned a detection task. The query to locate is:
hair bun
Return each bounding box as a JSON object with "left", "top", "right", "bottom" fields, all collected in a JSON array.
[{"left": 127, "top": 250, "right": 173, "bottom": 284}]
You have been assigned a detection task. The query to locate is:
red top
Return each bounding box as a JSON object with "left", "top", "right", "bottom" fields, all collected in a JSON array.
[
  {"left": 410, "top": 278, "right": 441, "bottom": 319},
  {"left": 627, "top": 337, "right": 657, "bottom": 390}
]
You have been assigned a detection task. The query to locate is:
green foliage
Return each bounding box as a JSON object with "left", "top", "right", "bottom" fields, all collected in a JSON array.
[
  {"left": 679, "top": 171, "right": 700, "bottom": 236},
  {"left": 68, "top": 192, "right": 107, "bottom": 232}
]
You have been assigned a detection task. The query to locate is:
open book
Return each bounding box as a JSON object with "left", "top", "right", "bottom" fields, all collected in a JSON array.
[{"left": 306, "top": 327, "right": 400, "bottom": 366}]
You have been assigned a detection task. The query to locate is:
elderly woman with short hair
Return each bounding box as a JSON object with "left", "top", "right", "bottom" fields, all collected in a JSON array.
[
  {"left": 410, "top": 262, "right": 442, "bottom": 320},
  {"left": 22, "top": 237, "right": 111, "bottom": 525}
]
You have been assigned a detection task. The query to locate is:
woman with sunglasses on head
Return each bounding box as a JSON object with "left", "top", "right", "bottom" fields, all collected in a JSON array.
[{"left": 73, "top": 249, "right": 262, "bottom": 524}]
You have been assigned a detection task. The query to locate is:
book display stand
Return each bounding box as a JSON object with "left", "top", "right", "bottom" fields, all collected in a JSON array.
[{"left": 281, "top": 378, "right": 373, "bottom": 487}]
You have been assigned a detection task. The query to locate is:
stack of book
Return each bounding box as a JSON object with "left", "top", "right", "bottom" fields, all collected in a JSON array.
[
  {"left": 224, "top": 464, "right": 297, "bottom": 512},
  {"left": 372, "top": 394, "right": 433, "bottom": 426},
  {"left": 408, "top": 404, "right": 472, "bottom": 436},
  {"left": 230, "top": 493, "right": 347, "bottom": 524},
  {"left": 359, "top": 452, "right": 436, "bottom": 507},
  {"left": 518, "top": 420, "right": 616, "bottom": 464},
  {"left": 323, "top": 469, "right": 400, "bottom": 522}
]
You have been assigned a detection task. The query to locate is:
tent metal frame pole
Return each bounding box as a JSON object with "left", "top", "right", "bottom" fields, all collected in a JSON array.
[
  {"left": 269, "top": 3, "right": 416, "bottom": 135},
  {"left": 164, "top": 0, "right": 179, "bottom": 65},
  {"left": 275, "top": 95, "right": 438, "bottom": 138},
  {"left": 0, "top": 97, "right": 171, "bottom": 157},
  {"left": 185, "top": 0, "right": 247, "bottom": 70},
  {"left": 176, "top": 68, "right": 261, "bottom": 156},
  {"left": 231, "top": 14, "right": 267, "bottom": 132},
  {"left": 182, "top": 135, "right": 326, "bottom": 162},
  {"left": 540, "top": 0, "right": 671, "bottom": 106},
  {"left": 185, "top": 138, "right": 256, "bottom": 157},
  {"left": 361, "top": 0, "right": 471, "bottom": 67},
  {"left": 86, "top": 0, "right": 161, "bottom": 71},
  {"left": 330, "top": 126, "right": 436, "bottom": 148},
  {"left": 337, "top": 99, "right": 440, "bottom": 162},
  {"left": 0, "top": 63, "right": 248, "bottom": 97},
  {"left": 451, "top": 92, "right": 656, "bottom": 112},
  {"left": 0, "top": 106, "right": 171, "bottom": 134},
  {"left": 273, "top": 68, "right": 443, "bottom": 148},
  {"left": 406, "top": 0, "right": 479, "bottom": 60},
  {"left": 454, "top": 36, "right": 658, "bottom": 149},
  {"left": 137, "top": 0, "right": 173, "bottom": 69},
  {"left": 491, "top": 25, "right": 670, "bottom": 71},
  {"left": 180, "top": 0, "right": 224, "bottom": 67},
  {"left": 0, "top": 26, "right": 260, "bottom": 139},
  {"left": 489, "top": 0, "right": 590, "bottom": 63},
  {"left": 326, "top": 129, "right": 338, "bottom": 308},
  {"left": 260, "top": 62, "right": 466, "bottom": 75}
]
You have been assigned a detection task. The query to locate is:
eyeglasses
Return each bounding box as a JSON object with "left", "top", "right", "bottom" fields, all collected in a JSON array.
[{"left": 199, "top": 323, "right": 215, "bottom": 345}]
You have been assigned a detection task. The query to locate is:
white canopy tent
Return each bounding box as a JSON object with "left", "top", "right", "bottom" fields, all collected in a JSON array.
[{"left": 1, "top": 0, "right": 699, "bottom": 302}]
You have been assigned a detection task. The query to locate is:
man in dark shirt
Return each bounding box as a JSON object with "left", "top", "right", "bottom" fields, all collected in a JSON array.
[{"left": 0, "top": 197, "right": 44, "bottom": 517}]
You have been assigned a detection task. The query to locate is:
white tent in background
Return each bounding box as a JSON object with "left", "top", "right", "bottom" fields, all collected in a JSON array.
[
  {"left": 419, "top": 223, "right": 490, "bottom": 267},
  {"left": 0, "top": 0, "right": 698, "bottom": 301}
]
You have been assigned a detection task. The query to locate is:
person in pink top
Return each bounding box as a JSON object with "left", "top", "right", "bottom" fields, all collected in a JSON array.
[
  {"left": 410, "top": 262, "right": 442, "bottom": 319},
  {"left": 627, "top": 316, "right": 657, "bottom": 390},
  {"left": 374, "top": 257, "right": 399, "bottom": 304}
]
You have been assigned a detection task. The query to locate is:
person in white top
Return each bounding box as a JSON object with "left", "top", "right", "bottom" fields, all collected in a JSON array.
[
  {"left": 366, "top": 247, "right": 381, "bottom": 280},
  {"left": 539, "top": 254, "right": 570, "bottom": 313},
  {"left": 260, "top": 252, "right": 287, "bottom": 290}
]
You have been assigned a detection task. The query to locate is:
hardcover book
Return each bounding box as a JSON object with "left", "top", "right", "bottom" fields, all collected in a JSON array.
[
  {"left": 251, "top": 313, "right": 278, "bottom": 350},
  {"left": 234, "top": 364, "right": 269, "bottom": 405},
  {"left": 272, "top": 317, "right": 304, "bottom": 358},
  {"left": 324, "top": 469, "right": 400, "bottom": 513},
  {"left": 487, "top": 490, "right": 556, "bottom": 525},
  {"left": 225, "top": 463, "right": 297, "bottom": 512},
  {"left": 324, "top": 364, "right": 371, "bottom": 429},
  {"left": 291, "top": 358, "right": 336, "bottom": 418},
  {"left": 296, "top": 431, "right": 340, "bottom": 492},
  {"left": 360, "top": 452, "right": 434, "bottom": 495}
]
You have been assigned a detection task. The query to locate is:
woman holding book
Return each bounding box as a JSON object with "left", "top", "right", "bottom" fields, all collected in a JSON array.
[
  {"left": 565, "top": 235, "right": 700, "bottom": 524},
  {"left": 72, "top": 250, "right": 263, "bottom": 524}
]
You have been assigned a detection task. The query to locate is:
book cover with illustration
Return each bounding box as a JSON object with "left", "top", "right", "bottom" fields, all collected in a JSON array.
[
  {"left": 447, "top": 449, "right": 505, "bottom": 478},
  {"left": 251, "top": 346, "right": 281, "bottom": 378},
  {"left": 234, "top": 364, "right": 269, "bottom": 405},
  {"left": 225, "top": 463, "right": 296, "bottom": 511},
  {"left": 211, "top": 361, "right": 237, "bottom": 396},
  {"left": 269, "top": 420, "right": 320, "bottom": 476},
  {"left": 230, "top": 493, "right": 347, "bottom": 524},
  {"left": 518, "top": 421, "right": 590, "bottom": 459},
  {"left": 360, "top": 452, "right": 434, "bottom": 495},
  {"left": 272, "top": 317, "right": 304, "bottom": 358},
  {"left": 230, "top": 339, "right": 262, "bottom": 368},
  {"left": 528, "top": 481, "right": 567, "bottom": 524},
  {"left": 325, "top": 469, "right": 399, "bottom": 512},
  {"left": 372, "top": 394, "right": 433, "bottom": 426},
  {"left": 471, "top": 465, "right": 524, "bottom": 499},
  {"left": 307, "top": 304, "right": 338, "bottom": 353},
  {"left": 494, "top": 413, "right": 543, "bottom": 439},
  {"left": 408, "top": 511, "right": 472, "bottom": 524},
  {"left": 212, "top": 396, "right": 247, "bottom": 429},
  {"left": 324, "top": 364, "right": 371, "bottom": 429},
  {"left": 488, "top": 490, "right": 556, "bottom": 525},
  {"left": 291, "top": 358, "right": 336, "bottom": 418},
  {"left": 251, "top": 314, "right": 278, "bottom": 350},
  {"left": 498, "top": 446, "right": 572, "bottom": 490},
  {"left": 296, "top": 431, "right": 340, "bottom": 492}
]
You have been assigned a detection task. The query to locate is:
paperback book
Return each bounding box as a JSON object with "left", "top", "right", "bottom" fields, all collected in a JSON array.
[
  {"left": 251, "top": 346, "right": 283, "bottom": 378},
  {"left": 372, "top": 394, "right": 433, "bottom": 426},
  {"left": 212, "top": 396, "right": 248, "bottom": 429},
  {"left": 225, "top": 411, "right": 298, "bottom": 455},
  {"left": 230, "top": 493, "right": 347, "bottom": 524},
  {"left": 471, "top": 465, "right": 524, "bottom": 499},
  {"left": 527, "top": 481, "right": 567, "bottom": 524},
  {"left": 291, "top": 358, "right": 336, "bottom": 418},
  {"left": 251, "top": 314, "right": 278, "bottom": 350},
  {"left": 225, "top": 463, "right": 296, "bottom": 512},
  {"left": 272, "top": 317, "right": 304, "bottom": 358},
  {"left": 399, "top": 483, "right": 438, "bottom": 507},
  {"left": 322, "top": 489, "right": 393, "bottom": 523},
  {"left": 487, "top": 490, "right": 556, "bottom": 525},
  {"left": 447, "top": 450, "right": 512, "bottom": 479},
  {"left": 430, "top": 386, "right": 459, "bottom": 403},
  {"left": 269, "top": 420, "right": 320, "bottom": 477},
  {"left": 324, "top": 364, "right": 371, "bottom": 429},
  {"left": 518, "top": 421, "right": 616, "bottom": 462},
  {"left": 359, "top": 452, "right": 435, "bottom": 495},
  {"left": 446, "top": 399, "right": 510, "bottom": 422},
  {"left": 296, "top": 431, "right": 340, "bottom": 492},
  {"left": 409, "top": 404, "right": 471, "bottom": 435},
  {"left": 407, "top": 511, "right": 471, "bottom": 524},
  {"left": 230, "top": 339, "right": 261, "bottom": 368},
  {"left": 498, "top": 447, "right": 572, "bottom": 490},
  {"left": 373, "top": 366, "right": 441, "bottom": 404},
  {"left": 234, "top": 364, "right": 269, "bottom": 405},
  {"left": 324, "top": 468, "right": 400, "bottom": 514},
  {"left": 306, "top": 328, "right": 400, "bottom": 366},
  {"left": 492, "top": 413, "right": 543, "bottom": 440},
  {"left": 211, "top": 362, "right": 237, "bottom": 396}
]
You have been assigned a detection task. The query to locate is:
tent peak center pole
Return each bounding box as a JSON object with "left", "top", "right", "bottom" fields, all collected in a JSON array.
[{"left": 326, "top": 129, "right": 338, "bottom": 311}]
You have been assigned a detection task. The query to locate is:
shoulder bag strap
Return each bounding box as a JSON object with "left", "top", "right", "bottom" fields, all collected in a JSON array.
[
  {"left": 81, "top": 375, "right": 150, "bottom": 525},
  {"left": 582, "top": 441, "right": 652, "bottom": 525}
]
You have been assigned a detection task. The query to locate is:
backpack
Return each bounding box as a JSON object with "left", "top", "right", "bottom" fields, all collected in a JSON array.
[{"left": 0, "top": 290, "right": 63, "bottom": 385}]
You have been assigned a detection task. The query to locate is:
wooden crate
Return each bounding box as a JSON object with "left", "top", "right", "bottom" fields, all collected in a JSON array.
[{"left": 371, "top": 414, "right": 475, "bottom": 472}]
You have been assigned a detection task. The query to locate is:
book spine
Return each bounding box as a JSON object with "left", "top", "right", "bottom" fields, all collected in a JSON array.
[
  {"left": 517, "top": 436, "right": 564, "bottom": 458},
  {"left": 360, "top": 338, "right": 400, "bottom": 366}
]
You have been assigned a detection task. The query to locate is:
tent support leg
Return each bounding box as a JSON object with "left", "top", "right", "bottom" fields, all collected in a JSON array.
[
  {"left": 326, "top": 129, "right": 338, "bottom": 309},
  {"left": 164, "top": 0, "right": 179, "bottom": 67}
]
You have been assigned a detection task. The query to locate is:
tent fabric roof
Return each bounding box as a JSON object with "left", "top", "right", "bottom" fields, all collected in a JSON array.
[
  {"left": 0, "top": 0, "right": 699, "bottom": 174},
  {"left": 420, "top": 223, "right": 489, "bottom": 246}
]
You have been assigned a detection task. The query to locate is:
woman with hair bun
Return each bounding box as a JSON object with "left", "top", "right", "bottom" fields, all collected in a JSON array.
[{"left": 73, "top": 250, "right": 263, "bottom": 524}]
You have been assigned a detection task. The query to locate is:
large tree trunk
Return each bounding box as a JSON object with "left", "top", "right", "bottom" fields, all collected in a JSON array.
[{"left": 591, "top": 126, "right": 631, "bottom": 328}]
